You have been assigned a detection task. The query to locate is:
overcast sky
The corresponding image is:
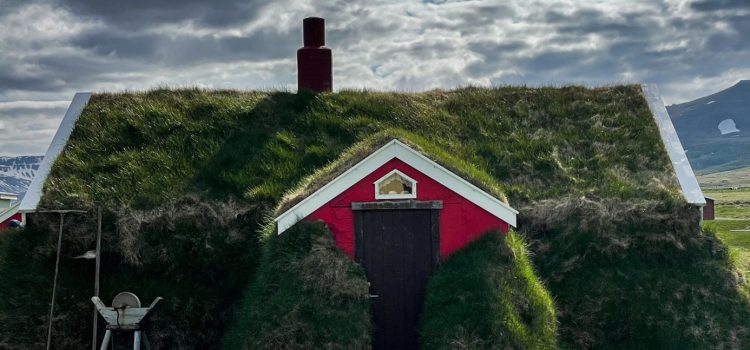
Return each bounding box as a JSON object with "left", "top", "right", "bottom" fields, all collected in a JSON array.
[{"left": 1, "top": 0, "right": 749, "bottom": 156}]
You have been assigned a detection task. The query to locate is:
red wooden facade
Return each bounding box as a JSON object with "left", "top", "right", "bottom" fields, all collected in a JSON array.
[
  {"left": 0, "top": 212, "right": 22, "bottom": 230},
  {"left": 307, "top": 158, "right": 510, "bottom": 258}
]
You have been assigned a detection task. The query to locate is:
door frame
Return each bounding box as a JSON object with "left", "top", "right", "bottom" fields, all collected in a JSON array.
[{"left": 352, "top": 200, "right": 442, "bottom": 268}]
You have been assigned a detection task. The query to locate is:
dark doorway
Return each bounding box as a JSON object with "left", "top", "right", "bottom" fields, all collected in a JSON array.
[{"left": 353, "top": 201, "right": 441, "bottom": 350}]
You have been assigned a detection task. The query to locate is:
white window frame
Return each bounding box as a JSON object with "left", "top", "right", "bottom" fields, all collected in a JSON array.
[{"left": 374, "top": 169, "right": 418, "bottom": 200}]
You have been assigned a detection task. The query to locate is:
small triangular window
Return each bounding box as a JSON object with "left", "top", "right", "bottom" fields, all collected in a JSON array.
[{"left": 374, "top": 170, "right": 417, "bottom": 199}]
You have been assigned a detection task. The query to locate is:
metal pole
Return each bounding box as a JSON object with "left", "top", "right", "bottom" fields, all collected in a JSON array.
[
  {"left": 46, "top": 213, "right": 65, "bottom": 350},
  {"left": 100, "top": 329, "right": 112, "bottom": 350},
  {"left": 92, "top": 207, "right": 102, "bottom": 350},
  {"left": 134, "top": 331, "right": 142, "bottom": 350}
]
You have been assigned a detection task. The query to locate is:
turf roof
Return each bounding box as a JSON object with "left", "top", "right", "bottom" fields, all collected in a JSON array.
[{"left": 39, "top": 85, "right": 682, "bottom": 211}]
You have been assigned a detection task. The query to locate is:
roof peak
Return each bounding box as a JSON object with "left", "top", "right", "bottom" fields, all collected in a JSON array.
[{"left": 274, "top": 137, "right": 518, "bottom": 234}]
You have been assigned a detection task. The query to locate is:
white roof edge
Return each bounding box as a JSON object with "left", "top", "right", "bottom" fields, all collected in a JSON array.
[
  {"left": 0, "top": 193, "right": 18, "bottom": 200},
  {"left": 19, "top": 92, "right": 92, "bottom": 212},
  {"left": 275, "top": 139, "right": 518, "bottom": 234},
  {"left": 1, "top": 203, "right": 21, "bottom": 222},
  {"left": 641, "top": 84, "right": 706, "bottom": 206}
]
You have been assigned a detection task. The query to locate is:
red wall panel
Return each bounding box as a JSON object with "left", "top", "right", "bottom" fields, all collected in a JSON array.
[
  {"left": 0, "top": 212, "right": 22, "bottom": 230},
  {"left": 307, "top": 158, "right": 509, "bottom": 259}
]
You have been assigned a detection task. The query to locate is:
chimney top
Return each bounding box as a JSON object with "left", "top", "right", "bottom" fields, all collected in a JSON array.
[
  {"left": 303, "top": 17, "right": 325, "bottom": 47},
  {"left": 297, "top": 17, "right": 332, "bottom": 92}
]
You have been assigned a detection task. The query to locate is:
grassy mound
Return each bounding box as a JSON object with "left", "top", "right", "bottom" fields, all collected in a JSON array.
[
  {"left": 223, "top": 221, "right": 371, "bottom": 349},
  {"left": 421, "top": 231, "right": 557, "bottom": 349},
  {"left": 0, "top": 197, "right": 262, "bottom": 349},
  {"left": 521, "top": 197, "right": 750, "bottom": 349}
]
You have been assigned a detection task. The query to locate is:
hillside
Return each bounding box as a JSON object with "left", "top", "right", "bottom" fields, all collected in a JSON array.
[
  {"left": 0, "top": 156, "right": 43, "bottom": 197},
  {"left": 0, "top": 86, "right": 748, "bottom": 349},
  {"left": 667, "top": 80, "right": 750, "bottom": 173},
  {"left": 697, "top": 166, "right": 750, "bottom": 190}
]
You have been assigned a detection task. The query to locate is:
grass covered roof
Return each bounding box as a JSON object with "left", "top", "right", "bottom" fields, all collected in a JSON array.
[{"left": 41, "top": 85, "right": 681, "bottom": 210}]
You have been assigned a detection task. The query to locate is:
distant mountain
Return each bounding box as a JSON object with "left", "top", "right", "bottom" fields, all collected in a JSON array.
[
  {"left": 0, "top": 156, "right": 43, "bottom": 200},
  {"left": 667, "top": 80, "right": 750, "bottom": 174}
]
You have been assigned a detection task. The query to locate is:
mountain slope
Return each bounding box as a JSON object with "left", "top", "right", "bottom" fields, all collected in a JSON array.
[
  {"left": 0, "top": 156, "right": 43, "bottom": 197},
  {"left": 667, "top": 80, "right": 750, "bottom": 174}
]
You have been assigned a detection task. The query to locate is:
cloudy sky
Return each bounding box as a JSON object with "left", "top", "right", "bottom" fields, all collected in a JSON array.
[{"left": 1, "top": 0, "right": 749, "bottom": 156}]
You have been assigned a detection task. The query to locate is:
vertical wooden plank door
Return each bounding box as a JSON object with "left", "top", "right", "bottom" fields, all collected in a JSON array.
[{"left": 354, "top": 206, "right": 439, "bottom": 350}]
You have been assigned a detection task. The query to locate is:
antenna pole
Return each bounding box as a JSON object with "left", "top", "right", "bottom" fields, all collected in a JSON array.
[
  {"left": 92, "top": 207, "right": 102, "bottom": 350},
  {"left": 46, "top": 213, "right": 65, "bottom": 350}
]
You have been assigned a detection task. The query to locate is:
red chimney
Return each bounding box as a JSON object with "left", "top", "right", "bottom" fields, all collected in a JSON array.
[{"left": 297, "top": 17, "right": 332, "bottom": 92}]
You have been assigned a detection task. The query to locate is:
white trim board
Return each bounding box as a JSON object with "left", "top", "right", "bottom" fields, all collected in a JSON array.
[
  {"left": 642, "top": 84, "right": 706, "bottom": 206},
  {"left": 19, "top": 92, "right": 92, "bottom": 212},
  {"left": 0, "top": 203, "right": 21, "bottom": 223},
  {"left": 275, "top": 139, "right": 518, "bottom": 234}
]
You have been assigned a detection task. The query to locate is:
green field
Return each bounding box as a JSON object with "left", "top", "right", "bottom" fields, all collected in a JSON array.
[
  {"left": 708, "top": 221, "right": 750, "bottom": 272},
  {"left": 698, "top": 167, "right": 750, "bottom": 189},
  {"left": 704, "top": 187, "right": 750, "bottom": 274},
  {"left": 704, "top": 188, "right": 750, "bottom": 219}
]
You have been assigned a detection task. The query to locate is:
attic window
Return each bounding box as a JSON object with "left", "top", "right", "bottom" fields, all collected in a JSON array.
[{"left": 374, "top": 170, "right": 417, "bottom": 200}]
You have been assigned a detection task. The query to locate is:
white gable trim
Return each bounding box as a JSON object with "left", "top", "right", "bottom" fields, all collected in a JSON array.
[
  {"left": 20, "top": 92, "right": 92, "bottom": 212},
  {"left": 275, "top": 139, "right": 518, "bottom": 234},
  {"left": 641, "top": 84, "right": 706, "bottom": 206}
]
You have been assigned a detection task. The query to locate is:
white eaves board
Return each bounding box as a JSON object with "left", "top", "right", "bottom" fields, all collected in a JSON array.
[
  {"left": 642, "top": 84, "right": 706, "bottom": 206},
  {"left": 19, "top": 92, "right": 92, "bottom": 212}
]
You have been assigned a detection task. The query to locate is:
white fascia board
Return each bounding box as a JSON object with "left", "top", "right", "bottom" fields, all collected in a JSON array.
[
  {"left": 0, "top": 193, "right": 18, "bottom": 201},
  {"left": 19, "top": 92, "right": 92, "bottom": 212},
  {"left": 275, "top": 139, "right": 518, "bottom": 234},
  {"left": 0, "top": 203, "right": 21, "bottom": 223},
  {"left": 641, "top": 84, "right": 706, "bottom": 206}
]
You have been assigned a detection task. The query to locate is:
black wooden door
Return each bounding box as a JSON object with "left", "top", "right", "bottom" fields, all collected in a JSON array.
[{"left": 354, "top": 203, "right": 440, "bottom": 350}]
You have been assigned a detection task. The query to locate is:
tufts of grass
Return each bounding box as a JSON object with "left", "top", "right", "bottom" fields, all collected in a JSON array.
[
  {"left": 420, "top": 230, "right": 557, "bottom": 350},
  {"left": 41, "top": 85, "right": 680, "bottom": 212},
  {"left": 222, "top": 221, "right": 371, "bottom": 350},
  {"left": 0, "top": 196, "right": 263, "bottom": 349},
  {"left": 522, "top": 197, "right": 750, "bottom": 349}
]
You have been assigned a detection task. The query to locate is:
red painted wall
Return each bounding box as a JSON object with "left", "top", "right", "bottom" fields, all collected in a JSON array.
[
  {"left": 0, "top": 212, "right": 22, "bottom": 230},
  {"left": 307, "top": 158, "right": 509, "bottom": 259},
  {"left": 703, "top": 198, "right": 715, "bottom": 221}
]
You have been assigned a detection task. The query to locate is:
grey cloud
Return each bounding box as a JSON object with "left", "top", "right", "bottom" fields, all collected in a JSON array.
[
  {"left": 71, "top": 28, "right": 296, "bottom": 65},
  {"left": 71, "top": 31, "right": 161, "bottom": 59},
  {"left": 545, "top": 9, "right": 659, "bottom": 40},
  {"left": 57, "top": 0, "right": 269, "bottom": 28},
  {"left": 691, "top": 0, "right": 750, "bottom": 12},
  {"left": 464, "top": 40, "right": 528, "bottom": 77},
  {"left": 0, "top": 106, "right": 67, "bottom": 121},
  {"left": 3, "top": 0, "right": 750, "bottom": 155},
  {"left": 521, "top": 50, "right": 591, "bottom": 72},
  {"left": 0, "top": 107, "right": 64, "bottom": 156},
  {"left": 469, "top": 40, "right": 527, "bottom": 59}
]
